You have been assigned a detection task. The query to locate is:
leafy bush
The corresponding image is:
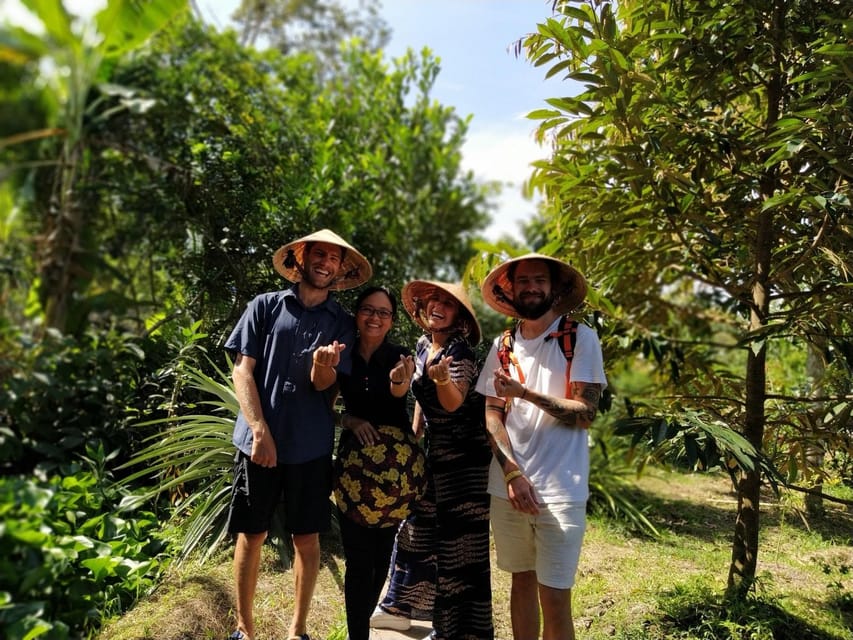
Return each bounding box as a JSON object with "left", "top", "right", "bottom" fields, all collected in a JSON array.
[
  {"left": 0, "top": 326, "right": 149, "bottom": 475},
  {"left": 587, "top": 426, "right": 660, "bottom": 537},
  {"left": 0, "top": 446, "right": 170, "bottom": 639}
]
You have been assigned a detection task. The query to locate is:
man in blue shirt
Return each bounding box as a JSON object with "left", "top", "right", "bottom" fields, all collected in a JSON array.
[{"left": 224, "top": 229, "right": 371, "bottom": 640}]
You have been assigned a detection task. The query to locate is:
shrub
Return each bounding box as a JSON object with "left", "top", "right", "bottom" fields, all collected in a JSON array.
[
  {"left": 0, "top": 327, "right": 148, "bottom": 475},
  {"left": 0, "top": 445, "right": 170, "bottom": 638}
]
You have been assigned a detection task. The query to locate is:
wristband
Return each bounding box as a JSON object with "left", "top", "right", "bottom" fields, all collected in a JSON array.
[
  {"left": 504, "top": 469, "right": 523, "bottom": 484},
  {"left": 390, "top": 378, "right": 405, "bottom": 385},
  {"left": 521, "top": 387, "right": 528, "bottom": 400},
  {"left": 432, "top": 376, "right": 451, "bottom": 386}
]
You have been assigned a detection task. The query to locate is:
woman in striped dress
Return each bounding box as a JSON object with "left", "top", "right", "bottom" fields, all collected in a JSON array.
[{"left": 375, "top": 280, "right": 493, "bottom": 640}]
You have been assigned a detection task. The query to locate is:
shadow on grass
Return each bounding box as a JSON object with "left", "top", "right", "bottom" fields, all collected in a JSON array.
[
  {"left": 616, "top": 478, "right": 853, "bottom": 545},
  {"left": 827, "top": 591, "right": 853, "bottom": 632},
  {"left": 617, "top": 584, "right": 852, "bottom": 640},
  {"left": 320, "top": 527, "right": 345, "bottom": 592}
]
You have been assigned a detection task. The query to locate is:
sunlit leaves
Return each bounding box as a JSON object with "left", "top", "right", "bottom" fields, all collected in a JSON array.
[
  {"left": 0, "top": 453, "right": 168, "bottom": 637},
  {"left": 96, "top": 0, "right": 189, "bottom": 58},
  {"left": 516, "top": 0, "right": 852, "bottom": 590}
]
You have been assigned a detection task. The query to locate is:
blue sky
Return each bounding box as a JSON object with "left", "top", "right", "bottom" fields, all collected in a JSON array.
[
  {"left": 369, "top": 0, "right": 562, "bottom": 241},
  {"left": 4, "top": 0, "right": 570, "bottom": 240}
]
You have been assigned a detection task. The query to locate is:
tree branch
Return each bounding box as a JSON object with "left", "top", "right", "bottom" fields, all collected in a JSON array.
[
  {"left": 765, "top": 393, "right": 853, "bottom": 403},
  {"left": 785, "top": 483, "right": 853, "bottom": 508}
]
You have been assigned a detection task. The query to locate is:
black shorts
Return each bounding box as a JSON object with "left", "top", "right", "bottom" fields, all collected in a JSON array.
[{"left": 227, "top": 451, "right": 333, "bottom": 535}]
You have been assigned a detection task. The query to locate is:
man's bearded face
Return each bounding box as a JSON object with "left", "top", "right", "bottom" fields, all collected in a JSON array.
[{"left": 511, "top": 260, "right": 554, "bottom": 320}]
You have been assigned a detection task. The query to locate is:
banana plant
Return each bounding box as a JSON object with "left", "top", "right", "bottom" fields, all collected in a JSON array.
[{"left": 0, "top": 0, "right": 188, "bottom": 332}]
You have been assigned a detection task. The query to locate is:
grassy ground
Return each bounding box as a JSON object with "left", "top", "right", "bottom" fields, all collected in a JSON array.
[{"left": 99, "top": 469, "right": 853, "bottom": 640}]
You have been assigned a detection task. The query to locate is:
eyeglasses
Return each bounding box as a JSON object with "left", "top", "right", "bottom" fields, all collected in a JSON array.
[{"left": 357, "top": 306, "right": 393, "bottom": 320}]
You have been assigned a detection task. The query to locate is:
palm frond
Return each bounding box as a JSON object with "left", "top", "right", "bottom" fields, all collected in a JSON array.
[{"left": 119, "top": 359, "right": 278, "bottom": 564}]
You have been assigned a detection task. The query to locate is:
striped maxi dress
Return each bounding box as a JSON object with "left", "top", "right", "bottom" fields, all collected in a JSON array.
[{"left": 380, "top": 333, "right": 494, "bottom": 640}]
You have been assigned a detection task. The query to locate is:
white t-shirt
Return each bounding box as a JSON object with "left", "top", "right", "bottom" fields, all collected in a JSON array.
[{"left": 475, "top": 317, "right": 607, "bottom": 504}]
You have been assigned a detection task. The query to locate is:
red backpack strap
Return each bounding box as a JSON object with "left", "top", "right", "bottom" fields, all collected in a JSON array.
[
  {"left": 548, "top": 315, "right": 578, "bottom": 399},
  {"left": 496, "top": 324, "right": 525, "bottom": 412},
  {"left": 496, "top": 327, "right": 514, "bottom": 377}
]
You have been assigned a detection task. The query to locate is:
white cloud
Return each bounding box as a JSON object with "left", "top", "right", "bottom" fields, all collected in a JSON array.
[{"left": 462, "top": 124, "right": 548, "bottom": 241}]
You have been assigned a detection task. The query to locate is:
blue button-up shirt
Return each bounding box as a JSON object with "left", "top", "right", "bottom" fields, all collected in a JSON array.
[{"left": 225, "top": 285, "right": 355, "bottom": 464}]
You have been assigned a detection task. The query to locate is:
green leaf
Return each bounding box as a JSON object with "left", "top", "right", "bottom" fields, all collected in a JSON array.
[
  {"left": 95, "top": 0, "right": 189, "bottom": 59},
  {"left": 567, "top": 71, "right": 604, "bottom": 85},
  {"left": 21, "top": 0, "right": 74, "bottom": 46},
  {"left": 527, "top": 108, "right": 563, "bottom": 120}
]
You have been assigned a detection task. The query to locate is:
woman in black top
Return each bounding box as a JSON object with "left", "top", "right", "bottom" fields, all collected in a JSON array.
[{"left": 333, "top": 286, "right": 423, "bottom": 640}]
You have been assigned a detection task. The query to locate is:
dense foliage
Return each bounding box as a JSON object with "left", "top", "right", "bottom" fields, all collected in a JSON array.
[
  {"left": 3, "top": 0, "right": 850, "bottom": 635},
  {"left": 0, "top": 0, "right": 494, "bottom": 635},
  {"left": 0, "top": 448, "right": 169, "bottom": 638},
  {"left": 505, "top": 0, "right": 853, "bottom": 594}
]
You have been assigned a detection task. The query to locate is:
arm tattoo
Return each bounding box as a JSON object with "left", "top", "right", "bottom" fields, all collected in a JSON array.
[
  {"left": 581, "top": 384, "right": 601, "bottom": 421},
  {"left": 538, "top": 396, "right": 581, "bottom": 425},
  {"left": 485, "top": 406, "right": 515, "bottom": 469},
  {"left": 528, "top": 382, "right": 602, "bottom": 428},
  {"left": 490, "top": 440, "right": 510, "bottom": 468}
]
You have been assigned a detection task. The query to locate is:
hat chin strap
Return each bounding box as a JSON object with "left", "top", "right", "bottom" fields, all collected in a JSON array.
[
  {"left": 284, "top": 250, "right": 309, "bottom": 281},
  {"left": 336, "top": 266, "right": 362, "bottom": 285},
  {"left": 492, "top": 284, "right": 524, "bottom": 315},
  {"left": 415, "top": 299, "right": 456, "bottom": 336}
]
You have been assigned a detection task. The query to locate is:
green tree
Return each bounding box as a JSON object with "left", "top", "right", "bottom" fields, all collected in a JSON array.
[
  {"left": 94, "top": 19, "right": 490, "bottom": 340},
  {"left": 0, "top": 0, "right": 189, "bottom": 332},
  {"left": 515, "top": 0, "right": 852, "bottom": 596},
  {"left": 231, "top": 0, "right": 390, "bottom": 65}
]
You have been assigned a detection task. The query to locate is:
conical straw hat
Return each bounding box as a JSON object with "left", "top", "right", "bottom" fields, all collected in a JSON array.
[
  {"left": 481, "top": 253, "right": 587, "bottom": 318},
  {"left": 401, "top": 280, "right": 481, "bottom": 345},
  {"left": 272, "top": 228, "right": 372, "bottom": 291}
]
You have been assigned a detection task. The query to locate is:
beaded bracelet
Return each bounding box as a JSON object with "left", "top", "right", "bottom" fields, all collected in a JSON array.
[{"left": 504, "top": 469, "right": 523, "bottom": 484}]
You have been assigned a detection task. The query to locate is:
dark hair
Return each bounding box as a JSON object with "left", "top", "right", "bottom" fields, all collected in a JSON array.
[
  {"left": 506, "top": 258, "right": 561, "bottom": 286},
  {"left": 355, "top": 285, "right": 398, "bottom": 319}
]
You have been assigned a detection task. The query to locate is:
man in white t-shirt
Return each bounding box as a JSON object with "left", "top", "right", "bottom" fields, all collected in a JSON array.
[{"left": 475, "top": 253, "right": 607, "bottom": 640}]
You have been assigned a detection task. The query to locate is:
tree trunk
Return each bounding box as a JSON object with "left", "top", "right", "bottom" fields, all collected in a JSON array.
[
  {"left": 728, "top": 203, "right": 773, "bottom": 594},
  {"left": 40, "top": 143, "right": 83, "bottom": 333},
  {"left": 804, "top": 341, "right": 826, "bottom": 518},
  {"left": 728, "top": 338, "right": 766, "bottom": 595},
  {"left": 728, "top": 1, "right": 787, "bottom": 596}
]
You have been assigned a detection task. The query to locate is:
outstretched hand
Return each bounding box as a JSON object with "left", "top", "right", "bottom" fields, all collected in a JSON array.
[
  {"left": 428, "top": 355, "right": 453, "bottom": 384},
  {"left": 493, "top": 368, "right": 524, "bottom": 399},
  {"left": 313, "top": 340, "right": 346, "bottom": 368},
  {"left": 390, "top": 354, "right": 415, "bottom": 384}
]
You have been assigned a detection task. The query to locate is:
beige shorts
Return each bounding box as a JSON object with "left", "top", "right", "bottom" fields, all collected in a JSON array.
[{"left": 490, "top": 496, "right": 586, "bottom": 589}]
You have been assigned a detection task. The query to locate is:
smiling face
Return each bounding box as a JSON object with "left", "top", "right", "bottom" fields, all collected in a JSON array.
[
  {"left": 356, "top": 290, "right": 394, "bottom": 341},
  {"left": 511, "top": 259, "right": 556, "bottom": 320},
  {"left": 301, "top": 241, "right": 343, "bottom": 290},
  {"left": 424, "top": 290, "right": 460, "bottom": 333}
]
